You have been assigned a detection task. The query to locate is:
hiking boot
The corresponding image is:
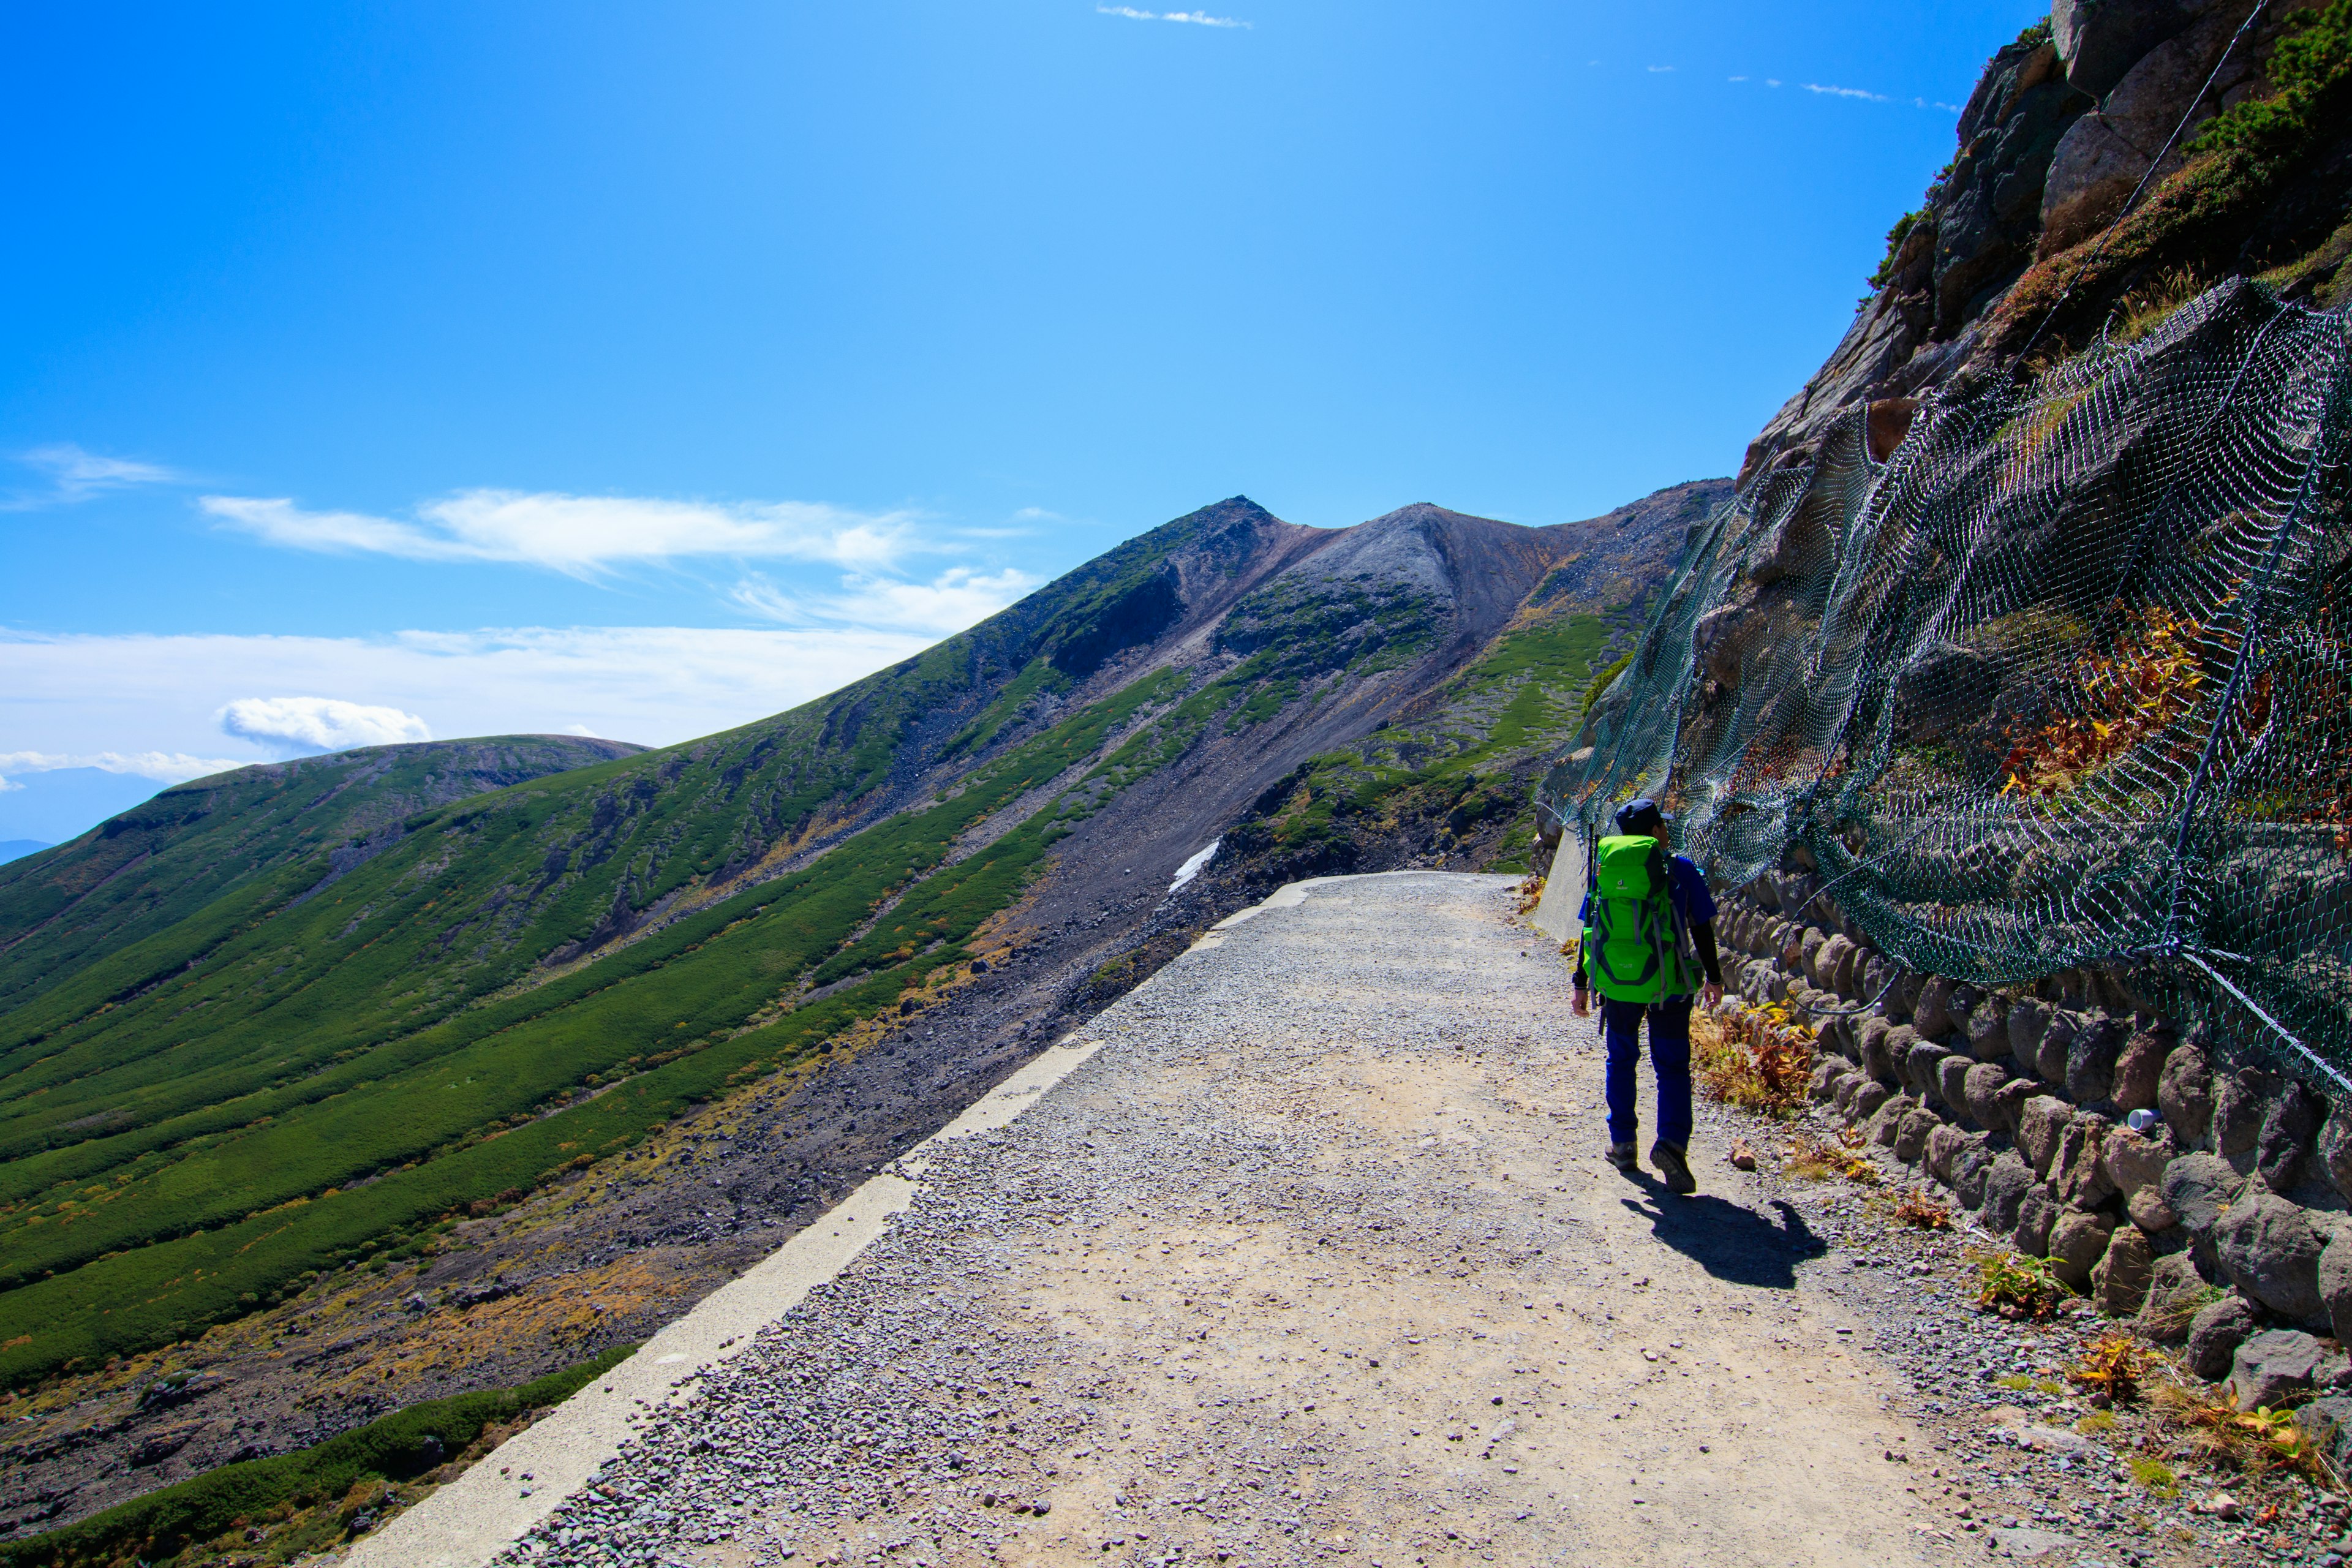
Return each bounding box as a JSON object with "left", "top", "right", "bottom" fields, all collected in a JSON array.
[
  {"left": 1651, "top": 1140, "right": 1696, "bottom": 1194},
  {"left": 1605, "top": 1142, "right": 1639, "bottom": 1173}
]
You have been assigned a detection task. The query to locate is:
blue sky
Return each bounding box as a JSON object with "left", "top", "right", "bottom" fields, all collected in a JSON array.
[{"left": 1, "top": 1, "right": 2045, "bottom": 842}]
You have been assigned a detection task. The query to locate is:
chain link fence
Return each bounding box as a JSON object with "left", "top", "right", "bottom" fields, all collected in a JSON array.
[{"left": 1539, "top": 279, "right": 2352, "bottom": 1092}]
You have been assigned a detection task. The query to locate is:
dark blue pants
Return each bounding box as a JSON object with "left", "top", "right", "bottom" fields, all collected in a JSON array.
[{"left": 1602, "top": 996, "right": 1694, "bottom": 1151}]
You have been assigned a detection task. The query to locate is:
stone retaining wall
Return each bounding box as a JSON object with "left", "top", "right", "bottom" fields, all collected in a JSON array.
[{"left": 1712, "top": 867, "right": 2352, "bottom": 1427}]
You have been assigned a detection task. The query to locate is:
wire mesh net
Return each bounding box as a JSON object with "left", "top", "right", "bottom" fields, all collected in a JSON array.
[{"left": 1539, "top": 279, "right": 2352, "bottom": 1090}]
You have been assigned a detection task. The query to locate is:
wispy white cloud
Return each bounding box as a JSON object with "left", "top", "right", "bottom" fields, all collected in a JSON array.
[
  {"left": 729, "top": 565, "right": 1038, "bottom": 636},
  {"left": 1097, "top": 6, "right": 1250, "bottom": 27},
  {"left": 1802, "top": 81, "right": 1889, "bottom": 102},
  {"left": 202, "top": 489, "right": 913, "bottom": 578},
  {"left": 218, "top": 696, "right": 433, "bottom": 752},
  {"left": 4, "top": 443, "right": 185, "bottom": 510},
  {"left": 0, "top": 624, "right": 945, "bottom": 763},
  {"left": 0, "top": 749, "right": 252, "bottom": 785},
  {"left": 1646, "top": 64, "right": 1674, "bottom": 73}
]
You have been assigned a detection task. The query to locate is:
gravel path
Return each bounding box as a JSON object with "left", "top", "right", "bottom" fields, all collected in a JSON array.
[{"left": 494, "top": 871, "right": 1941, "bottom": 1567}]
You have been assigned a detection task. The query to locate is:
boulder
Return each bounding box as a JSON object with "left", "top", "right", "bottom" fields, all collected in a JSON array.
[
  {"left": 2160, "top": 1152, "right": 2240, "bottom": 1237},
  {"left": 2066, "top": 1013, "right": 2127, "bottom": 1105},
  {"left": 2323, "top": 1230, "right": 2352, "bottom": 1346},
  {"left": 1908, "top": 1041, "right": 1955, "bottom": 1102},
  {"left": 1893, "top": 1107, "right": 1939, "bottom": 1165},
  {"left": 2051, "top": 0, "right": 2199, "bottom": 100},
  {"left": 2157, "top": 1042, "right": 2214, "bottom": 1149},
  {"left": 1858, "top": 1017, "right": 1898, "bottom": 1085},
  {"left": 1926, "top": 1123, "right": 1972, "bottom": 1186},
  {"left": 2229, "top": 1329, "right": 2328, "bottom": 1414},
  {"left": 1834, "top": 941, "right": 1868, "bottom": 997},
  {"left": 1913, "top": 976, "right": 1958, "bottom": 1043},
  {"left": 2214, "top": 1189, "right": 2328, "bottom": 1325},
  {"left": 2092, "top": 1224, "right": 2154, "bottom": 1317},
  {"left": 2111, "top": 1028, "right": 2169, "bottom": 1112},
  {"left": 2185, "top": 1295, "right": 2257, "bottom": 1381},
  {"left": 1981, "top": 1150, "right": 2038, "bottom": 1234},
  {"left": 2036, "top": 1008, "right": 2079, "bottom": 1087},
  {"left": 2215, "top": 1068, "right": 2281, "bottom": 1159},
  {"left": 2052, "top": 1114, "right": 2117, "bottom": 1210},
  {"left": 1798, "top": 927, "right": 1827, "bottom": 984},
  {"left": 2100, "top": 1124, "right": 2174, "bottom": 1201},
  {"left": 2128, "top": 1184, "right": 2179, "bottom": 1234},
  {"left": 1937, "top": 1055, "right": 1977, "bottom": 1118},
  {"left": 1850, "top": 1082, "right": 1895, "bottom": 1124},
  {"left": 2049, "top": 1209, "right": 2117, "bottom": 1289},
  {"left": 1815, "top": 933, "right": 1855, "bottom": 992},
  {"left": 1965, "top": 1061, "right": 2015, "bottom": 1131},
  {"left": 1967, "top": 995, "right": 2010, "bottom": 1063},
  {"left": 1953, "top": 1142, "right": 1997, "bottom": 1211},
  {"left": 2018, "top": 1096, "right": 2075, "bottom": 1178},
  {"left": 1993, "top": 1077, "right": 2038, "bottom": 1139},
  {"left": 2259, "top": 1080, "right": 2324, "bottom": 1194},
  {"left": 1868, "top": 1094, "right": 1913, "bottom": 1147},
  {"left": 2015, "top": 1183, "right": 2059, "bottom": 1257},
  {"left": 2008, "top": 997, "right": 2052, "bottom": 1080},
  {"left": 2136, "top": 1252, "right": 2212, "bottom": 1345},
  {"left": 1895, "top": 967, "right": 1926, "bottom": 1023},
  {"left": 1810, "top": 1060, "right": 1845, "bottom": 1104},
  {"left": 2321, "top": 1107, "right": 2352, "bottom": 1203}
]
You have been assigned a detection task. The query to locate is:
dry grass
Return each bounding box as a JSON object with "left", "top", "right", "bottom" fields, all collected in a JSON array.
[
  {"left": 1784, "top": 1131, "right": 1882, "bottom": 1186},
  {"left": 2150, "top": 1368, "right": 2342, "bottom": 1487},
  {"left": 1512, "top": 875, "right": 1545, "bottom": 916},
  {"left": 1695, "top": 1004, "right": 1815, "bottom": 1120},
  {"left": 1893, "top": 1187, "right": 1953, "bottom": 1229},
  {"left": 2110, "top": 265, "right": 2211, "bottom": 346},
  {"left": 1999, "top": 606, "right": 2207, "bottom": 797}
]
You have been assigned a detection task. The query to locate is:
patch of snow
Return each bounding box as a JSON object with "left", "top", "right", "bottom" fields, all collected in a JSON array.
[{"left": 1167, "top": 838, "right": 1219, "bottom": 895}]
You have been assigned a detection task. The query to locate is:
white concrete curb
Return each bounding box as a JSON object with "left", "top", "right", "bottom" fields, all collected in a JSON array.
[{"left": 349, "top": 1034, "right": 1108, "bottom": 1568}]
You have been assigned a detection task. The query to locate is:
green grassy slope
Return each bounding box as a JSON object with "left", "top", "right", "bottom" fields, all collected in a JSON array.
[
  {"left": 0, "top": 737, "right": 641, "bottom": 1016},
  {"left": 0, "top": 502, "right": 1297, "bottom": 1385}
]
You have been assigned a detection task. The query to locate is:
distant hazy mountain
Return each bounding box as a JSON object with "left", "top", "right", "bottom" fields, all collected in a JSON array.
[{"left": 0, "top": 842, "right": 47, "bottom": 867}]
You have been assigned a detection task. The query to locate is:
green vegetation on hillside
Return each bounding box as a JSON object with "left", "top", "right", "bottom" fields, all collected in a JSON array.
[
  {"left": 0, "top": 660, "right": 1196, "bottom": 1384},
  {"left": 1232, "top": 611, "right": 1616, "bottom": 873},
  {"left": 0, "top": 1344, "right": 633, "bottom": 1568}
]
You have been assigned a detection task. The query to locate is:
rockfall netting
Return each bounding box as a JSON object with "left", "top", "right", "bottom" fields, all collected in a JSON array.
[{"left": 1539, "top": 279, "right": 2352, "bottom": 1091}]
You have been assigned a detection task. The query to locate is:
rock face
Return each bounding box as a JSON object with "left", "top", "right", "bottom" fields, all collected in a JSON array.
[
  {"left": 2213, "top": 1189, "right": 2328, "bottom": 1325},
  {"left": 2040, "top": 2, "right": 2261, "bottom": 254}
]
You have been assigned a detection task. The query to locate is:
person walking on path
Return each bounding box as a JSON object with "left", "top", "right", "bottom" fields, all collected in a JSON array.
[{"left": 1569, "top": 797, "right": 1725, "bottom": 1193}]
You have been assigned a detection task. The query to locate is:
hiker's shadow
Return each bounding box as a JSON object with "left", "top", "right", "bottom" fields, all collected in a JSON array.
[{"left": 1618, "top": 1187, "right": 1824, "bottom": 1290}]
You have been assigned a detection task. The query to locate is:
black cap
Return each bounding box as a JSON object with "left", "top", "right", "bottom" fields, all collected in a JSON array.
[{"left": 1615, "top": 797, "right": 1668, "bottom": 837}]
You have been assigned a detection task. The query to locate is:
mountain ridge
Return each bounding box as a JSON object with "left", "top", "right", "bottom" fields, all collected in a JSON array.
[{"left": 0, "top": 477, "right": 1726, "bottom": 1540}]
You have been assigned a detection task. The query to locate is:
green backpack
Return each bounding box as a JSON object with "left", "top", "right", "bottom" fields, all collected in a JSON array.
[{"left": 1580, "top": 833, "right": 1698, "bottom": 1004}]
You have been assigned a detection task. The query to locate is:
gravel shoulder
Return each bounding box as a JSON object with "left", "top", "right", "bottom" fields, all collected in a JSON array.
[{"left": 472, "top": 870, "right": 1941, "bottom": 1568}]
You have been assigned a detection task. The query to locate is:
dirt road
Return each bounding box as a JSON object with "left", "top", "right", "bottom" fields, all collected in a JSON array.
[{"left": 502, "top": 871, "right": 1939, "bottom": 1567}]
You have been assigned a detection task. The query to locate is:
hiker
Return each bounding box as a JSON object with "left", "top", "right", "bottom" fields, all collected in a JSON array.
[{"left": 1569, "top": 797, "right": 1724, "bottom": 1193}]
